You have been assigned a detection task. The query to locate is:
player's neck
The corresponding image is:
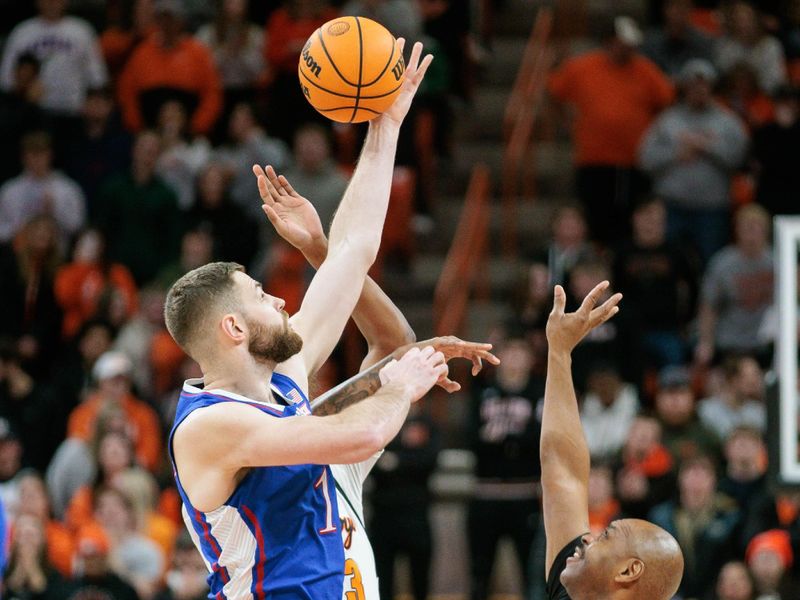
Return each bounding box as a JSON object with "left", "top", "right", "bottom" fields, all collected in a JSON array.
[{"left": 202, "top": 354, "right": 277, "bottom": 405}]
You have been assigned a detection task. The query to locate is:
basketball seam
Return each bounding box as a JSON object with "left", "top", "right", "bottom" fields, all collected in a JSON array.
[
  {"left": 318, "top": 106, "right": 381, "bottom": 114},
  {"left": 361, "top": 36, "right": 397, "bottom": 87},
  {"left": 299, "top": 67, "right": 401, "bottom": 99},
  {"left": 349, "top": 17, "right": 364, "bottom": 123},
  {"left": 317, "top": 27, "right": 359, "bottom": 88}
]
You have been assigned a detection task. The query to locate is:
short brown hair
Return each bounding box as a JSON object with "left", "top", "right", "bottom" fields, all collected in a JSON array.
[{"left": 164, "top": 262, "right": 244, "bottom": 356}]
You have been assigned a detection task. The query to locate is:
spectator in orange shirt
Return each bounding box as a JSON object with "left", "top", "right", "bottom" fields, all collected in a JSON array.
[
  {"left": 264, "top": 0, "right": 339, "bottom": 142},
  {"left": 117, "top": 0, "right": 223, "bottom": 136},
  {"left": 67, "top": 351, "right": 161, "bottom": 472},
  {"left": 55, "top": 228, "right": 139, "bottom": 339},
  {"left": 100, "top": 0, "right": 158, "bottom": 82},
  {"left": 549, "top": 15, "right": 674, "bottom": 244}
]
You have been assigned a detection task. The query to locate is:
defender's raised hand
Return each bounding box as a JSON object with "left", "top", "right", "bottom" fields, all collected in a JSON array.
[
  {"left": 398, "top": 336, "right": 500, "bottom": 392},
  {"left": 546, "top": 282, "right": 622, "bottom": 355},
  {"left": 252, "top": 164, "right": 326, "bottom": 254},
  {"left": 373, "top": 39, "right": 433, "bottom": 129}
]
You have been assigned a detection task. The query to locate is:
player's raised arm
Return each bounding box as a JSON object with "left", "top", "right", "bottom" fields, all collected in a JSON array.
[
  {"left": 257, "top": 41, "right": 433, "bottom": 378},
  {"left": 541, "top": 282, "right": 622, "bottom": 574}
]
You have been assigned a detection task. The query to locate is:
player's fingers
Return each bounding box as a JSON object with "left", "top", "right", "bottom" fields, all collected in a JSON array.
[
  {"left": 590, "top": 292, "right": 622, "bottom": 326},
  {"left": 261, "top": 204, "right": 283, "bottom": 228},
  {"left": 261, "top": 168, "right": 283, "bottom": 202},
  {"left": 252, "top": 164, "right": 265, "bottom": 179},
  {"left": 483, "top": 351, "right": 501, "bottom": 365},
  {"left": 579, "top": 280, "right": 610, "bottom": 315},
  {"left": 407, "top": 41, "right": 423, "bottom": 74},
  {"left": 551, "top": 285, "right": 566, "bottom": 316},
  {"left": 265, "top": 165, "right": 286, "bottom": 196},
  {"left": 438, "top": 377, "right": 461, "bottom": 393},
  {"left": 418, "top": 345, "right": 435, "bottom": 358},
  {"left": 255, "top": 172, "right": 273, "bottom": 204},
  {"left": 471, "top": 357, "right": 483, "bottom": 376},
  {"left": 413, "top": 54, "right": 434, "bottom": 83},
  {"left": 277, "top": 175, "right": 299, "bottom": 197},
  {"left": 395, "top": 37, "right": 405, "bottom": 57},
  {"left": 432, "top": 351, "right": 446, "bottom": 365}
]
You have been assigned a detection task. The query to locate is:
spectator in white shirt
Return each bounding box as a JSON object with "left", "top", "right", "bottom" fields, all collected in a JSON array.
[
  {"left": 0, "top": 0, "right": 108, "bottom": 116},
  {"left": 0, "top": 131, "right": 86, "bottom": 248}
]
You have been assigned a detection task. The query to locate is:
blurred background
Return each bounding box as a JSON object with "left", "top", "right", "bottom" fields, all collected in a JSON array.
[{"left": 0, "top": 0, "right": 799, "bottom": 599}]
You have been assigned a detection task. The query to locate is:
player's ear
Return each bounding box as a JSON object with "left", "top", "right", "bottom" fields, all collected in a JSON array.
[
  {"left": 614, "top": 558, "right": 644, "bottom": 584},
  {"left": 220, "top": 313, "right": 246, "bottom": 344}
]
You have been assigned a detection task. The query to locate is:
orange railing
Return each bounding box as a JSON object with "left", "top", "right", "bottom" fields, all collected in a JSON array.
[
  {"left": 501, "top": 7, "right": 554, "bottom": 257},
  {"left": 433, "top": 163, "right": 491, "bottom": 337}
]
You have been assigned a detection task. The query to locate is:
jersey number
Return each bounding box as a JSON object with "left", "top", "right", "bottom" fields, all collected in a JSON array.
[
  {"left": 314, "top": 470, "right": 337, "bottom": 534},
  {"left": 344, "top": 558, "right": 365, "bottom": 600}
]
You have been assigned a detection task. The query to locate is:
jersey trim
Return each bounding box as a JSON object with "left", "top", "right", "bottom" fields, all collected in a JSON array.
[
  {"left": 334, "top": 479, "right": 365, "bottom": 529},
  {"left": 240, "top": 505, "right": 267, "bottom": 600}
]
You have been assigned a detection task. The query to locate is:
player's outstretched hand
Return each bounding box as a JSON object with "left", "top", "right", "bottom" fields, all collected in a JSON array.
[
  {"left": 379, "top": 346, "right": 448, "bottom": 402},
  {"left": 546, "top": 282, "right": 622, "bottom": 355},
  {"left": 251, "top": 165, "right": 326, "bottom": 254},
  {"left": 402, "top": 336, "right": 500, "bottom": 392},
  {"left": 372, "top": 39, "right": 433, "bottom": 129}
]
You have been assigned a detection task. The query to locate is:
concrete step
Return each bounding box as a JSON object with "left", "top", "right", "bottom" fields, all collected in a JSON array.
[
  {"left": 495, "top": 0, "right": 540, "bottom": 37},
  {"left": 469, "top": 87, "right": 510, "bottom": 131},
  {"left": 411, "top": 254, "right": 522, "bottom": 299}
]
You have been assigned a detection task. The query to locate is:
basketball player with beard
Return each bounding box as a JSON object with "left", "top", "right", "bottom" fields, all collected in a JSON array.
[
  {"left": 164, "top": 42, "right": 442, "bottom": 599},
  {"left": 541, "top": 282, "right": 684, "bottom": 600},
  {"left": 254, "top": 163, "right": 500, "bottom": 599}
]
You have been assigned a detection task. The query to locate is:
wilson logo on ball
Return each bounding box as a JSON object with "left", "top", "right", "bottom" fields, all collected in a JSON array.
[
  {"left": 327, "top": 21, "right": 350, "bottom": 36},
  {"left": 391, "top": 57, "right": 405, "bottom": 81},
  {"left": 301, "top": 41, "right": 322, "bottom": 77}
]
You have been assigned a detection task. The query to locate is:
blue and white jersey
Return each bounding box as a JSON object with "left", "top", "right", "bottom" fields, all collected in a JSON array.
[{"left": 169, "top": 374, "right": 344, "bottom": 600}]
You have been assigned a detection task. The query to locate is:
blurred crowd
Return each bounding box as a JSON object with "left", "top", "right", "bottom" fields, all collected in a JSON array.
[
  {"left": 465, "top": 1, "right": 800, "bottom": 599},
  {"left": 2, "top": 0, "right": 800, "bottom": 599},
  {"left": 0, "top": 0, "right": 475, "bottom": 598}
]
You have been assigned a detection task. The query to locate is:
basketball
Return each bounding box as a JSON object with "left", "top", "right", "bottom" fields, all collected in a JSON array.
[{"left": 298, "top": 16, "right": 406, "bottom": 123}]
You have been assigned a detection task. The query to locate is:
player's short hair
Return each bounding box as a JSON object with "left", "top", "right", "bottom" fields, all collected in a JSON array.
[{"left": 164, "top": 262, "right": 244, "bottom": 356}]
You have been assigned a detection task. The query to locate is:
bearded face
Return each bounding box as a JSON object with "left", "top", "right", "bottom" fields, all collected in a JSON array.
[{"left": 246, "top": 313, "right": 303, "bottom": 364}]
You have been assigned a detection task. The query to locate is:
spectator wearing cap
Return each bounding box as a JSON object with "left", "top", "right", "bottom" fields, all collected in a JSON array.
[
  {"left": 548, "top": 15, "right": 674, "bottom": 244},
  {"left": 0, "top": 131, "right": 87, "bottom": 248},
  {"left": 699, "top": 356, "right": 767, "bottom": 440},
  {"left": 715, "top": 1, "right": 787, "bottom": 94},
  {"left": 642, "top": 0, "right": 715, "bottom": 78},
  {"left": 69, "top": 521, "right": 139, "bottom": 600},
  {"left": 752, "top": 86, "right": 800, "bottom": 216},
  {"left": 746, "top": 529, "right": 796, "bottom": 598},
  {"left": 654, "top": 365, "right": 720, "bottom": 462},
  {"left": 612, "top": 197, "right": 699, "bottom": 368},
  {"left": 639, "top": 59, "right": 748, "bottom": 264},
  {"left": 695, "top": 205, "right": 773, "bottom": 366},
  {"left": 579, "top": 361, "right": 639, "bottom": 461},
  {"left": 649, "top": 455, "right": 741, "bottom": 599},
  {"left": 117, "top": 0, "right": 223, "bottom": 136},
  {"left": 66, "top": 350, "right": 162, "bottom": 471},
  {"left": 0, "top": 0, "right": 108, "bottom": 118}
]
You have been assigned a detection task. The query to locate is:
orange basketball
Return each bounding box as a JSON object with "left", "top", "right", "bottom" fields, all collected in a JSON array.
[{"left": 298, "top": 16, "right": 406, "bottom": 123}]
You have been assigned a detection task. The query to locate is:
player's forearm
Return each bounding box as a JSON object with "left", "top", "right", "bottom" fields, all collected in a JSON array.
[
  {"left": 331, "top": 382, "right": 413, "bottom": 459},
  {"left": 540, "top": 350, "right": 590, "bottom": 484},
  {"left": 312, "top": 356, "right": 392, "bottom": 416},
  {"left": 327, "top": 122, "right": 400, "bottom": 257},
  {"left": 302, "top": 240, "right": 416, "bottom": 369}
]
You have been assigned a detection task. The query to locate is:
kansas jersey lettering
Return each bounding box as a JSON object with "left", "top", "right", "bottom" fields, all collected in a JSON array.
[
  {"left": 331, "top": 456, "right": 381, "bottom": 600},
  {"left": 169, "top": 374, "right": 344, "bottom": 599}
]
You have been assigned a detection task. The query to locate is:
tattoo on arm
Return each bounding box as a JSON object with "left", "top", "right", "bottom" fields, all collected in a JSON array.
[{"left": 311, "top": 356, "right": 392, "bottom": 416}]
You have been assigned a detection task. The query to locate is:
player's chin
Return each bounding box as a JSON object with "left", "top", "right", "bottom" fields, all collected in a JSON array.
[{"left": 561, "top": 556, "right": 584, "bottom": 582}]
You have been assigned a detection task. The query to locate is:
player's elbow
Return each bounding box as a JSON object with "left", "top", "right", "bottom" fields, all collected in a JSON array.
[
  {"left": 335, "top": 427, "right": 386, "bottom": 463},
  {"left": 332, "top": 235, "right": 381, "bottom": 268}
]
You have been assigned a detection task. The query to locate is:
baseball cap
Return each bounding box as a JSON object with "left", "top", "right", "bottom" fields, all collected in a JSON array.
[
  {"left": 93, "top": 351, "right": 133, "bottom": 382},
  {"left": 658, "top": 365, "right": 691, "bottom": 389},
  {"left": 679, "top": 59, "right": 718, "bottom": 85},
  {"left": 746, "top": 529, "right": 793, "bottom": 569}
]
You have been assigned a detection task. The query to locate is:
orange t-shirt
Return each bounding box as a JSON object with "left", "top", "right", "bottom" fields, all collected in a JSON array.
[
  {"left": 548, "top": 50, "right": 675, "bottom": 166},
  {"left": 265, "top": 8, "right": 339, "bottom": 74},
  {"left": 46, "top": 520, "right": 75, "bottom": 577},
  {"left": 54, "top": 261, "right": 139, "bottom": 338},
  {"left": 67, "top": 393, "right": 162, "bottom": 472},
  {"left": 117, "top": 35, "right": 222, "bottom": 134}
]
